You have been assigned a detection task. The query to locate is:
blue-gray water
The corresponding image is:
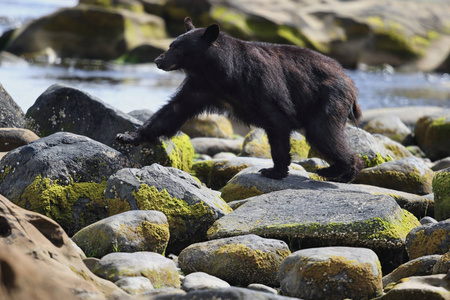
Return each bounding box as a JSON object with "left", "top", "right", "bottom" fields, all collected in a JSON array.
[{"left": 0, "top": 0, "right": 449, "bottom": 114}]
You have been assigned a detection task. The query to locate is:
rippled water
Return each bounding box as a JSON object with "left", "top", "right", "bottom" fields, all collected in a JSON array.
[{"left": 0, "top": 0, "right": 449, "bottom": 114}]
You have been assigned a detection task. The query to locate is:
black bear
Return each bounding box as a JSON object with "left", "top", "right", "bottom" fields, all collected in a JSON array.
[{"left": 117, "top": 17, "right": 364, "bottom": 183}]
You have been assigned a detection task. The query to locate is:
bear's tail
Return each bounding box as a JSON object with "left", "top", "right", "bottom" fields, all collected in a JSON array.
[{"left": 348, "top": 101, "right": 362, "bottom": 126}]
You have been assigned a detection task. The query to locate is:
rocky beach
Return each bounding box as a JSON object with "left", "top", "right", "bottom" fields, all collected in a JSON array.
[{"left": 1, "top": 0, "right": 450, "bottom": 300}]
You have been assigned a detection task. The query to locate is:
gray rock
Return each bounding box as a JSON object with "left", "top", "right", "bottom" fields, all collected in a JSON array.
[
  {"left": 432, "top": 157, "right": 450, "bottom": 171},
  {"left": 247, "top": 284, "right": 278, "bottom": 295},
  {"left": 72, "top": 210, "right": 169, "bottom": 258},
  {"left": 105, "top": 163, "right": 232, "bottom": 253},
  {"left": 209, "top": 189, "right": 420, "bottom": 271},
  {"left": 0, "top": 128, "right": 39, "bottom": 151},
  {"left": 221, "top": 166, "right": 433, "bottom": 219},
  {"left": 279, "top": 247, "right": 382, "bottom": 300},
  {"left": 115, "top": 276, "right": 154, "bottom": 295},
  {"left": 382, "top": 255, "right": 442, "bottom": 288},
  {"left": 0, "top": 132, "right": 139, "bottom": 235},
  {"left": 0, "top": 82, "right": 25, "bottom": 128},
  {"left": 93, "top": 252, "right": 180, "bottom": 289},
  {"left": 190, "top": 137, "right": 242, "bottom": 156},
  {"left": 432, "top": 252, "right": 450, "bottom": 275},
  {"left": 295, "top": 157, "right": 329, "bottom": 172},
  {"left": 406, "top": 220, "right": 450, "bottom": 260},
  {"left": 354, "top": 157, "right": 434, "bottom": 195},
  {"left": 213, "top": 152, "right": 237, "bottom": 159},
  {"left": 178, "top": 234, "right": 290, "bottom": 287},
  {"left": 128, "top": 109, "right": 154, "bottom": 123},
  {"left": 363, "top": 115, "right": 411, "bottom": 143},
  {"left": 420, "top": 216, "right": 438, "bottom": 225},
  {"left": 181, "top": 272, "right": 230, "bottom": 292},
  {"left": 153, "top": 287, "right": 298, "bottom": 300}
]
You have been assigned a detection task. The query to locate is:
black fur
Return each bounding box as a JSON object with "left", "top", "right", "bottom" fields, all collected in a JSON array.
[{"left": 117, "top": 17, "right": 364, "bottom": 183}]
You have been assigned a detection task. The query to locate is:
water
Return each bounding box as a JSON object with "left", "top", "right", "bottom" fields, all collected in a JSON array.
[{"left": 0, "top": 0, "right": 449, "bottom": 114}]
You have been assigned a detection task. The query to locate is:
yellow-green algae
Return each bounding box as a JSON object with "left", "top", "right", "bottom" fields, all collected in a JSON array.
[
  {"left": 221, "top": 183, "right": 264, "bottom": 202},
  {"left": 359, "top": 153, "right": 393, "bottom": 168},
  {"left": 432, "top": 170, "right": 450, "bottom": 221},
  {"left": 295, "top": 255, "right": 382, "bottom": 298},
  {"left": 18, "top": 175, "right": 107, "bottom": 234},
  {"left": 407, "top": 228, "right": 450, "bottom": 259},
  {"left": 162, "top": 134, "right": 194, "bottom": 173}
]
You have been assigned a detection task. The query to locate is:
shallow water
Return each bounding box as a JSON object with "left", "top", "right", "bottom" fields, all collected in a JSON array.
[{"left": 0, "top": 0, "right": 449, "bottom": 114}]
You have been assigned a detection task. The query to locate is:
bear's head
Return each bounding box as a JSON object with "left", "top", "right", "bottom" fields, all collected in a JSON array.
[{"left": 154, "top": 17, "right": 220, "bottom": 72}]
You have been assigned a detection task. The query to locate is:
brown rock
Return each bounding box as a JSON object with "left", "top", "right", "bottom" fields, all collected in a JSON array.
[{"left": 0, "top": 128, "right": 40, "bottom": 151}]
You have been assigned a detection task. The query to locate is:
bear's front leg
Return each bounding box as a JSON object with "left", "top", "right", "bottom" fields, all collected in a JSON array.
[
  {"left": 116, "top": 131, "right": 142, "bottom": 146},
  {"left": 259, "top": 129, "right": 291, "bottom": 180}
]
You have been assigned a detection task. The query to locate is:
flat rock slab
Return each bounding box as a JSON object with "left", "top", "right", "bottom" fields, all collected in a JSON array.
[{"left": 209, "top": 189, "right": 420, "bottom": 271}]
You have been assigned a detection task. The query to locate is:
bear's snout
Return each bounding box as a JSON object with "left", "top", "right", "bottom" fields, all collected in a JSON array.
[{"left": 154, "top": 55, "right": 164, "bottom": 69}]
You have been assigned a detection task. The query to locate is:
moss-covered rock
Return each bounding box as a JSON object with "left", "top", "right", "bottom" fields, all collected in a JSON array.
[
  {"left": 240, "top": 128, "right": 310, "bottom": 161},
  {"left": 209, "top": 189, "right": 420, "bottom": 272},
  {"left": 432, "top": 167, "right": 450, "bottom": 221},
  {"left": 182, "top": 113, "right": 234, "bottom": 139},
  {"left": 415, "top": 113, "right": 450, "bottom": 161},
  {"left": 178, "top": 234, "right": 290, "bottom": 286},
  {"left": 280, "top": 247, "right": 382, "bottom": 300},
  {"left": 405, "top": 220, "right": 450, "bottom": 260},
  {"left": 0, "top": 132, "right": 139, "bottom": 235},
  {"left": 432, "top": 251, "right": 450, "bottom": 274},
  {"left": 363, "top": 115, "right": 411, "bottom": 143},
  {"left": 105, "top": 163, "right": 231, "bottom": 253},
  {"left": 72, "top": 210, "right": 169, "bottom": 258},
  {"left": 354, "top": 157, "right": 434, "bottom": 195}
]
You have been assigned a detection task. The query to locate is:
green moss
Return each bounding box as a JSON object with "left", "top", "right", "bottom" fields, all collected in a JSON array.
[
  {"left": 432, "top": 170, "right": 450, "bottom": 221},
  {"left": 106, "top": 197, "right": 132, "bottom": 216},
  {"left": 241, "top": 131, "right": 271, "bottom": 158},
  {"left": 18, "top": 175, "right": 107, "bottom": 235},
  {"left": 211, "top": 6, "right": 252, "bottom": 39},
  {"left": 290, "top": 137, "right": 311, "bottom": 160},
  {"left": 359, "top": 153, "right": 393, "bottom": 168},
  {"left": 132, "top": 184, "right": 210, "bottom": 235},
  {"left": 78, "top": 0, "right": 144, "bottom": 13},
  {"left": 190, "top": 159, "right": 214, "bottom": 184},
  {"left": 162, "top": 134, "right": 194, "bottom": 173},
  {"left": 277, "top": 25, "right": 307, "bottom": 47},
  {"left": 408, "top": 228, "right": 450, "bottom": 259},
  {"left": 221, "top": 182, "right": 264, "bottom": 202},
  {"left": 0, "top": 165, "right": 12, "bottom": 182}
]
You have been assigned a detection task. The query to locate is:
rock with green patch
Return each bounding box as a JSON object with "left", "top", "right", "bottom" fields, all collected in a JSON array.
[
  {"left": 208, "top": 189, "right": 420, "bottom": 272},
  {"left": 190, "top": 137, "right": 242, "bottom": 156},
  {"left": 221, "top": 166, "right": 433, "bottom": 219},
  {"left": 240, "top": 128, "right": 310, "bottom": 161},
  {"left": 0, "top": 128, "right": 39, "bottom": 151},
  {"left": 415, "top": 112, "right": 450, "bottom": 161},
  {"left": 432, "top": 167, "right": 450, "bottom": 221},
  {"left": 72, "top": 210, "right": 169, "bottom": 258},
  {"left": 0, "top": 132, "right": 139, "bottom": 235},
  {"left": 433, "top": 251, "right": 450, "bottom": 274},
  {"left": 405, "top": 220, "right": 450, "bottom": 260},
  {"left": 279, "top": 247, "right": 382, "bottom": 300},
  {"left": 363, "top": 115, "right": 411, "bottom": 143},
  {"left": 105, "top": 163, "right": 231, "bottom": 253},
  {"left": 178, "top": 234, "right": 291, "bottom": 287},
  {"left": 346, "top": 126, "right": 411, "bottom": 168},
  {"left": 295, "top": 157, "right": 329, "bottom": 173},
  {"left": 0, "top": 82, "right": 25, "bottom": 128},
  {"left": 181, "top": 113, "right": 234, "bottom": 139},
  {"left": 382, "top": 255, "right": 441, "bottom": 288},
  {"left": 378, "top": 274, "right": 450, "bottom": 300},
  {"left": 5, "top": 3, "right": 167, "bottom": 61},
  {"left": 93, "top": 252, "right": 180, "bottom": 289},
  {"left": 192, "top": 156, "right": 305, "bottom": 190},
  {"left": 354, "top": 157, "right": 434, "bottom": 195}
]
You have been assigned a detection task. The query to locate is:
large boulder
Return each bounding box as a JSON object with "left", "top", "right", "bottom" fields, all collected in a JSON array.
[
  {"left": 4, "top": 3, "right": 167, "bottom": 61},
  {"left": 208, "top": 189, "right": 420, "bottom": 271},
  {"left": 363, "top": 115, "right": 411, "bottom": 143},
  {"left": 0, "top": 194, "right": 126, "bottom": 299},
  {"left": 433, "top": 168, "right": 450, "bottom": 221},
  {"left": 415, "top": 112, "right": 450, "bottom": 161},
  {"left": 279, "top": 247, "right": 382, "bottom": 300},
  {"left": 105, "top": 163, "right": 232, "bottom": 253},
  {"left": 405, "top": 220, "right": 450, "bottom": 260},
  {"left": 181, "top": 113, "right": 234, "bottom": 139},
  {"left": 0, "top": 82, "right": 25, "bottom": 128},
  {"left": 0, "top": 132, "right": 139, "bottom": 235},
  {"left": 178, "top": 234, "right": 290, "bottom": 286}
]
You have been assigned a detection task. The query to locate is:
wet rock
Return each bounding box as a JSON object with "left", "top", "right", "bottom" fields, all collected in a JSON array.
[
  {"left": 209, "top": 189, "right": 420, "bottom": 272},
  {"left": 105, "top": 163, "right": 232, "bottom": 253},
  {"left": 0, "top": 128, "right": 39, "bottom": 151},
  {"left": 5, "top": 3, "right": 167, "bottom": 61},
  {"left": 240, "top": 128, "right": 310, "bottom": 161},
  {"left": 72, "top": 210, "right": 169, "bottom": 258},
  {"left": 178, "top": 234, "right": 290, "bottom": 287},
  {"left": 405, "top": 220, "right": 450, "bottom": 260},
  {"left": 181, "top": 272, "right": 230, "bottom": 292},
  {"left": 0, "top": 132, "right": 139, "bottom": 235},
  {"left": 0, "top": 194, "right": 126, "bottom": 299},
  {"left": 433, "top": 167, "right": 450, "bottom": 221},
  {"left": 433, "top": 252, "right": 450, "bottom": 275},
  {"left": 363, "top": 115, "right": 411, "bottom": 143},
  {"left": 382, "top": 255, "right": 441, "bottom": 288},
  {"left": 191, "top": 137, "right": 242, "bottom": 156},
  {"left": 0, "top": 82, "right": 25, "bottom": 128},
  {"left": 379, "top": 274, "right": 450, "bottom": 300},
  {"left": 221, "top": 166, "right": 433, "bottom": 219},
  {"left": 93, "top": 252, "right": 180, "bottom": 289},
  {"left": 354, "top": 157, "right": 434, "bottom": 195},
  {"left": 279, "top": 247, "right": 382, "bottom": 300},
  {"left": 415, "top": 112, "right": 450, "bottom": 161},
  {"left": 115, "top": 276, "right": 154, "bottom": 295},
  {"left": 182, "top": 113, "right": 234, "bottom": 139}
]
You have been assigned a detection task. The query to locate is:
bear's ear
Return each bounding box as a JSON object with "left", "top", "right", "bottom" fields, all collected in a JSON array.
[
  {"left": 185, "top": 17, "right": 195, "bottom": 32},
  {"left": 202, "top": 24, "right": 220, "bottom": 44}
]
